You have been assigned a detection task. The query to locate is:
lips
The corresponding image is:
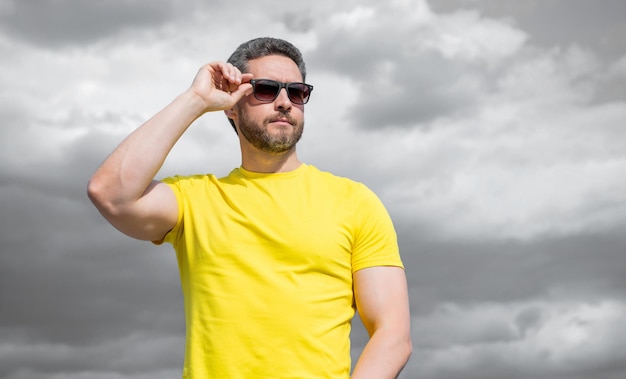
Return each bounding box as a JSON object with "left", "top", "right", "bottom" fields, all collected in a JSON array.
[{"left": 268, "top": 115, "right": 295, "bottom": 126}]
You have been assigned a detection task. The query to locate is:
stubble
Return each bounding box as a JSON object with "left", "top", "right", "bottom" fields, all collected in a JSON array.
[{"left": 237, "top": 111, "right": 304, "bottom": 154}]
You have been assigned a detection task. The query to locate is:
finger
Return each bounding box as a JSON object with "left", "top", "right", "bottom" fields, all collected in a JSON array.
[
  {"left": 219, "top": 62, "right": 240, "bottom": 84},
  {"left": 205, "top": 61, "right": 230, "bottom": 83},
  {"left": 230, "top": 65, "right": 243, "bottom": 84},
  {"left": 241, "top": 73, "right": 254, "bottom": 83},
  {"left": 229, "top": 82, "right": 253, "bottom": 101},
  {"left": 224, "top": 69, "right": 251, "bottom": 93}
]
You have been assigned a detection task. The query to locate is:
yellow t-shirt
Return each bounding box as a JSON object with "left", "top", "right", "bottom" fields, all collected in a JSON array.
[{"left": 161, "top": 164, "right": 403, "bottom": 379}]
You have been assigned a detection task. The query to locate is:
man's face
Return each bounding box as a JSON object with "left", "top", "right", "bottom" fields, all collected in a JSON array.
[{"left": 231, "top": 55, "right": 306, "bottom": 153}]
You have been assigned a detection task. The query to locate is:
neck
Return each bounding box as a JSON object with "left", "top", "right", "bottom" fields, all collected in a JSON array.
[{"left": 240, "top": 144, "right": 302, "bottom": 173}]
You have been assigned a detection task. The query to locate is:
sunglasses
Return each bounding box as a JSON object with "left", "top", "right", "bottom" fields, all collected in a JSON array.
[{"left": 249, "top": 79, "right": 314, "bottom": 105}]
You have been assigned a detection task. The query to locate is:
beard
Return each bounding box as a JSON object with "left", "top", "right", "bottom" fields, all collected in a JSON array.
[{"left": 237, "top": 110, "right": 304, "bottom": 154}]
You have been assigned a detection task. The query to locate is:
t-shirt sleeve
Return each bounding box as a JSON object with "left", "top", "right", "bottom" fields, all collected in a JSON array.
[
  {"left": 152, "top": 176, "right": 185, "bottom": 246},
  {"left": 351, "top": 183, "right": 404, "bottom": 272}
]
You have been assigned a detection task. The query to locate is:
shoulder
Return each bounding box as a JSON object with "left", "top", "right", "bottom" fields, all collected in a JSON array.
[
  {"left": 160, "top": 173, "right": 222, "bottom": 185},
  {"left": 307, "top": 165, "right": 382, "bottom": 202},
  {"left": 160, "top": 173, "right": 225, "bottom": 196},
  {"left": 304, "top": 164, "right": 367, "bottom": 190}
]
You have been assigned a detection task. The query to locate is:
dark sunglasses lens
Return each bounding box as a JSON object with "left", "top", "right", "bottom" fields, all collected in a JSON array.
[
  {"left": 287, "top": 84, "right": 311, "bottom": 104},
  {"left": 254, "top": 81, "right": 280, "bottom": 101}
]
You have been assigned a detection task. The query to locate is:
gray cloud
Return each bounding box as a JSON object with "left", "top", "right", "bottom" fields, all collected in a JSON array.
[
  {"left": 431, "top": 0, "right": 626, "bottom": 61},
  {"left": 0, "top": 190, "right": 185, "bottom": 377},
  {"left": 348, "top": 53, "right": 484, "bottom": 128},
  {"left": 308, "top": 3, "right": 527, "bottom": 129},
  {"left": 281, "top": 12, "right": 315, "bottom": 34},
  {"left": 1, "top": 1, "right": 626, "bottom": 378},
  {"left": 0, "top": 0, "right": 177, "bottom": 47},
  {"left": 400, "top": 230, "right": 626, "bottom": 311}
]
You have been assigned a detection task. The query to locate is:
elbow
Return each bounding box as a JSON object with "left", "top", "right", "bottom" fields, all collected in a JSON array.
[
  {"left": 393, "top": 325, "right": 413, "bottom": 366},
  {"left": 87, "top": 175, "right": 106, "bottom": 208},
  {"left": 395, "top": 331, "right": 412, "bottom": 365},
  {"left": 403, "top": 335, "right": 413, "bottom": 363},
  {"left": 86, "top": 174, "right": 119, "bottom": 217}
]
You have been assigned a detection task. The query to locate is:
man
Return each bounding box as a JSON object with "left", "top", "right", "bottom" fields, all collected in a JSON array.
[{"left": 88, "top": 37, "right": 411, "bottom": 378}]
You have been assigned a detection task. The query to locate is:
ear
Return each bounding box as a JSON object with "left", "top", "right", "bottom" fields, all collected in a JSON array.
[{"left": 224, "top": 108, "right": 236, "bottom": 119}]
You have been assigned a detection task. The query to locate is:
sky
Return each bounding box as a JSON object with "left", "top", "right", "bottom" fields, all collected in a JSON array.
[{"left": 1, "top": 0, "right": 625, "bottom": 378}]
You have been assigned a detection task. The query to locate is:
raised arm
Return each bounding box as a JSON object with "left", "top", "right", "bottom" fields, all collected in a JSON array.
[
  {"left": 351, "top": 266, "right": 412, "bottom": 379},
  {"left": 87, "top": 62, "right": 252, "bottom": 241}
]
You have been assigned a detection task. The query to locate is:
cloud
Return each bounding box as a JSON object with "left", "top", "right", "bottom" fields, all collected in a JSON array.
[
  {"left": 408, "top": 300, "right": 626, "bottom": 379},
  {"left": 308, "top": 0, "right": 527, "bottom": 128},
  {"left": 346, "top": 43, "right": 626, "bottom": 241},
  {"left": 0, "top": 0, "right": 178, "bottom": 47},
  {"left": 431, "top": 0, "right": 626, "bottom": 59},
  {"left": 0, "top": 333, "right": 183, "bottom": 379},
  {"left": 1, "top": 1, "right": 626, "bottom": 378},
  {"left": 281, "top": 12, "right": 316, "bottom": 34}
]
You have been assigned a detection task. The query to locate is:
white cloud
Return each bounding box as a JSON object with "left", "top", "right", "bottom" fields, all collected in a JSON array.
[
  {"left": 379, "top": 44, "right": 626, "bottom": 241},
  {"left": 423, "top": 9, "right": 527, "bottom": 66},
  {"left": 328, "top": 6, "right": 377, "bottom": 29},
  {"left": 410, "top": 300, "right": 626, "bottom": 379},
  {"left": 2, "top": 1, "right": 626, "bottom": 379}
]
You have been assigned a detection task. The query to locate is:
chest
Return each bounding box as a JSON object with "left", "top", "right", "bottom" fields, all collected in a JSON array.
[{"left": 182, "top": 184, "right": 355, "bottom": 276}]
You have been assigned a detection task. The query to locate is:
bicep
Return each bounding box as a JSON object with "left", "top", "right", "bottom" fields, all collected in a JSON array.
[
  {"left": 108, "top": 180, "right": 179, "bottom": 241},
  {"left": 354, "top": 266, "right": 411, "bottom": 336}
]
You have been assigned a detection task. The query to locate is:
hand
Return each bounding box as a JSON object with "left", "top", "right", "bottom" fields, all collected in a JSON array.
[{"left": 187, "top": 61, "right": 253, "bottom": 113}]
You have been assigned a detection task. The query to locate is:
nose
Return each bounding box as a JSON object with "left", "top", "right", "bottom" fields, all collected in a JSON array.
[{"left": 274, "top": 88, "right": 292, "bottom": 111}]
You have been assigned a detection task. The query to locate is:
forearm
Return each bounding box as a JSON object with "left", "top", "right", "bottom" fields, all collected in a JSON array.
[
  {"left": 88, "top": 91, "right": 206, "bottom": 207},
  {"left": 351, "top": 328, "right": 412, "bottom": 379}
]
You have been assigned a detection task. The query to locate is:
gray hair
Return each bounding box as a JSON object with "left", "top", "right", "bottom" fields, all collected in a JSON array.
[{"left": 226, "top": 37, "right": 307, "bottom": 132}]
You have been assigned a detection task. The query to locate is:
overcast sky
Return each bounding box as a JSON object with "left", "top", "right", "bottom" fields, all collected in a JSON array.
[{"left": 1, "top": 1, "right": 626, "bottom": 378}]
